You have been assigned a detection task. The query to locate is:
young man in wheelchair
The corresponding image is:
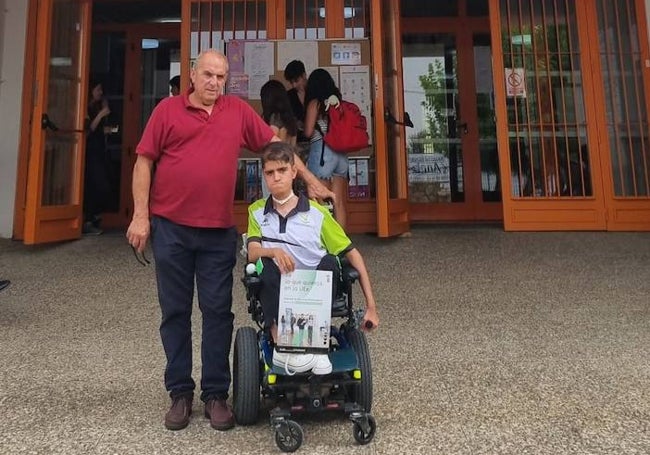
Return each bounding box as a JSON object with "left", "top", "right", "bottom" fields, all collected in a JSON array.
[{"left": 246, "top": 141, "right": 379, "bottom": 375}]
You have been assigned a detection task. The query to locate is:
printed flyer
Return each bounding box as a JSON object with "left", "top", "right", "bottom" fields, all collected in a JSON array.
[{"left": 277, "top": 269, "right": 333, "bottom": 354}]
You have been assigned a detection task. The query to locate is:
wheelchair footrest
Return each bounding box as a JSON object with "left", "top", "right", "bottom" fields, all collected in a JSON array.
[{"left": 269, "top": 346, "right": 358, "bottom": 375}]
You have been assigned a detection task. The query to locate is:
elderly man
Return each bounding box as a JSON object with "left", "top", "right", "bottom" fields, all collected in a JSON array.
[{"left": 127, "top": 50, "right": 333, "bottom": 432}]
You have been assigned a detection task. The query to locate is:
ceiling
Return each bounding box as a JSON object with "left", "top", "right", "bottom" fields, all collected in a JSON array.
[{"left": 92, "top": 0, "right": 181, "bottom": 24}]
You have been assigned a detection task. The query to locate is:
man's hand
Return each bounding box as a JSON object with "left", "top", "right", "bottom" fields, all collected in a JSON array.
[
  {"left": 126, "top": 216, "right": 150, "bottom": 253},
  {"left": 306, "top": 178, "right": 335, "bottom": 202},
  {"left": 291, "top": 151, "right": 336, "bottom": 202}
]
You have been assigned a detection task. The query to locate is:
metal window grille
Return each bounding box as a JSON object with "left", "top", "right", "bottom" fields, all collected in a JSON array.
[
  {"left": 344, "top": 0, "right": 370, "bottom": 38},
  {"left": 501, "top": 0, "right": 592, "bottom": 198},
  {"left": 596, "top": 0, "right": 650, "bottom": 197},
  {"left": 285, "top": 0, "right": 326, "bottom": 39},
  {"left": 190, "top": 1, "right": 267, "bottom": 57}
]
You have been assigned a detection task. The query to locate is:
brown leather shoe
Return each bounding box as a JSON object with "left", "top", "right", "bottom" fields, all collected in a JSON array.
[
  {"left": 164, "top": 394, "right": 193, "bottom": 430},
  {"left": 204, "top": 399, "right": 235, "bottom": 431}
]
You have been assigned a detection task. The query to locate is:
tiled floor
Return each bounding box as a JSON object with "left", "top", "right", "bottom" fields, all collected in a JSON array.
[{"left": 1, "top": 227, "right": 649, "bottom": 454}]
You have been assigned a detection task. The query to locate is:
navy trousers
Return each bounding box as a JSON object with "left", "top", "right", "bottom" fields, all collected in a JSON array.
[{"left": 151, "top": 216, "right": 237, "bottom": 402}]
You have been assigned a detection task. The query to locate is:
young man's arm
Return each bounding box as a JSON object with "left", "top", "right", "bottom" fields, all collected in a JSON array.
[{"left": 344, "top": 248, "right": 379, "bottom": 331}]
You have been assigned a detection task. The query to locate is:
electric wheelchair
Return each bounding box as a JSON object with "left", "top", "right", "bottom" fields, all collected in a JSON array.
[{"left": 232, "top": 259, "right": 376, "bottom": 452}]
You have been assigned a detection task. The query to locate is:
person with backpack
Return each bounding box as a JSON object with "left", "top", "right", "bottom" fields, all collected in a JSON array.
[{"left": 303, "top": 69, "right": 350, "bottom": 229}]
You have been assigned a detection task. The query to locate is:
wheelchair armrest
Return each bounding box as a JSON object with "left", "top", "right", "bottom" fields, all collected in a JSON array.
[
  {"left": 343, "top": 266, "right": 360, "bottom": 283},
  {"left": 242, "top": 274, "right": 261, "bottom": 298},
  {"left": 339, "top": 255, "right": 359, "bottom": 283},
  {"left": 338, "top": 255, "right": 359, "bottom": 283}
]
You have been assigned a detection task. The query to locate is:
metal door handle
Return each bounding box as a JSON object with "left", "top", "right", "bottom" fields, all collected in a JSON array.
[
  {"left": 384, "top": 108, "right": 414, "bottom": 128},
  {"left": 41, "top": 113, "right": 59, "bottom": 131}
]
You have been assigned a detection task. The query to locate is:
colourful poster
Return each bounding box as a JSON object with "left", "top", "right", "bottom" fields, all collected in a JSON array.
[{"left": 227, "top": 73, "right": 249, "bottom": 97}]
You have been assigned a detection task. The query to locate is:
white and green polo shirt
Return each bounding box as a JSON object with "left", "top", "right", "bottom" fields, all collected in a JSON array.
[{"left": 246, "top": 194, "right": 352, "bottom": 269}]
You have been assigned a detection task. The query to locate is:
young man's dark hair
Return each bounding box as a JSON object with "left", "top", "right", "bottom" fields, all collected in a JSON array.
[{"left": 283, "top": 60, "right": 306, "bottom": 83}]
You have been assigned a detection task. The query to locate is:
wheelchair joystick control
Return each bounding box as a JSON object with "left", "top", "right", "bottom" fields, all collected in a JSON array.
[
  {"left": 364, "top": 320, "right": 374, "bottom": 330},
  {"left": 245, "top": 263, "right": 257, "bottom": 275}
]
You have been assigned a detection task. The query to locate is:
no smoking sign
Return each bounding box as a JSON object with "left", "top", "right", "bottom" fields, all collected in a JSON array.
[{"left": 505, "top": 68, "right": 527, "bottom": 98}]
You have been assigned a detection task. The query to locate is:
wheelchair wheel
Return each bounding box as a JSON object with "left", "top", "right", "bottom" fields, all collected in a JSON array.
[
  {"left": 347, "top": 328, "right": 373, "bottom": 412},
  {"left": 352, "top": 415, "right": 377, "bottom": 445},
  {"left": 275, "top": 419, "right": 303, "bottom": 453},
  {"left": 233, "top": 327, "right": 260, "bottom": 425}
]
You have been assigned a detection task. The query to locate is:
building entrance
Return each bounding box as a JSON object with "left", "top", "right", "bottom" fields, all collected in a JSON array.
[
  {"left": 91, "top": 1, "right": 181, "bottom": 229},
  {"left": 400, "top": 0, "right": 502, "bottom": 223}
]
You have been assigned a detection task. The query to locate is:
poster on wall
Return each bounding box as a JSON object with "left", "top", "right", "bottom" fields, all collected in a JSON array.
[
  {"left": 277, "top": 40, "right": 319, "bottom": 76},
  {"left": 348, "top": 157, "right": 370, "bottom": 199},
  {"left": 227, "top": 40, "right": 246, "bottom": 73},
  {"left": 227, "top": 73, "right": 249, "bottom": 97},
  {"left": 224, "top": 40, "right": 274, "bottom": 99},
  {"left": 340, "top": 65, "right": 372, "bottom": 144},
  {"left": 244, "top": 41, "right": 275, "bottom": 99},
  {"left": 331, "top": 42, "right": 361, "bottom": 65}
]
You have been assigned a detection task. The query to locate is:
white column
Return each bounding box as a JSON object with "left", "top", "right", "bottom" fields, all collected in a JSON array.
[{"left": 0, "top": 0, "right": 28, "bottom": 239}]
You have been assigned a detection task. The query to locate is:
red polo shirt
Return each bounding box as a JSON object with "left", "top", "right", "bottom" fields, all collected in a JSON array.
[{"left": 137, "top": 90, "right": 274, "bottom": 228}]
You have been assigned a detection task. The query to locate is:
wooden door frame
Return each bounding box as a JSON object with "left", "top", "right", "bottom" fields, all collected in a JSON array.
[
  {"left": 22, "top": 0, "right": 92, "bottom": 244},
  {"left": 489, "top": 0, "right": 608, "bottom": 231},
  {"left": 371, "top": 0, "right": 410, "bottom": 237},
  {"left": 585, "top": 0, "right": 650, "bottom": 230}
]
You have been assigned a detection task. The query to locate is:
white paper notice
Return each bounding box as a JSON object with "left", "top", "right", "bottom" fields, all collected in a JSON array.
[
  {"left": 276, "top": 40, "right": 319, "bottom": 75},
  {"left": 244, "top": 41, "right": 275, "bottom": 99},
  {"left": 340, "top": 65, "right": 372, "bottom": 144},
  {"left": 331, "top": 42, "right": 361, "bottom": 65},
  {"left": 277, "top": 269, "right": 333, "bottom": 353}
]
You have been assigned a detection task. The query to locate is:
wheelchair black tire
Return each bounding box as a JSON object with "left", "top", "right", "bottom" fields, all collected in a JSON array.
[
  {"left": 347, "top": 328, "right": 373, "bottom": 412},
  {"left": 233, "top": 327, "right": 261, "bottom": 425}
]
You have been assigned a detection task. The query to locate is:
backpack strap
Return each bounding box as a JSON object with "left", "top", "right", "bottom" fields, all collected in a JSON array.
[{"left": 314, "top": 117, "right": 328, "bottom": 167}]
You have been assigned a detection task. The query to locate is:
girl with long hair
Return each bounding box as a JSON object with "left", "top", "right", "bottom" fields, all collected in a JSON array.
[{"left": 303, "top": 69, "right": 348, "bottom": 229}]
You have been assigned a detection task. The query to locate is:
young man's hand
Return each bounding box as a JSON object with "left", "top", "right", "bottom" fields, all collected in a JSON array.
[
  {"left": 272, "top": 248, "right": 296, "bottom": 274},
  {"left": 361, "top": 306, "right": 379, "bottom": 332}
]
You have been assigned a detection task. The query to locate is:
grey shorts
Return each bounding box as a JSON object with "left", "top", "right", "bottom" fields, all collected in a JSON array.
[{"left": 307, "top": 139, "right": 349, "bottom": 179}]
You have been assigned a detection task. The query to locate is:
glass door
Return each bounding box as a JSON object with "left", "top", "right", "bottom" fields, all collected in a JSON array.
[
  {"left": 23, "top": 0, "right": 91, "bottom": 244},
  {"left": 92, "top": 26, "right": 181, "bottom": 229},
  {"left": 402, "top": 28, "right": 501, "bottom": 222}
]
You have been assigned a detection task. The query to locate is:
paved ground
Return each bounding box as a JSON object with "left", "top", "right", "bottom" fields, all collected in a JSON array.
[{"left": 1, "top": 226, "right": 649, "bottom": 454}]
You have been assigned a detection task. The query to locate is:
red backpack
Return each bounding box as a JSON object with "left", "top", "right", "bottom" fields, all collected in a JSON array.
[{"left": 322, "top": 100, "right": 369, "bottom": 154}]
